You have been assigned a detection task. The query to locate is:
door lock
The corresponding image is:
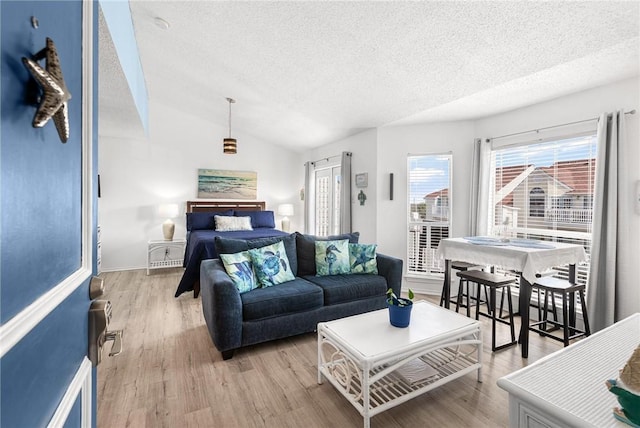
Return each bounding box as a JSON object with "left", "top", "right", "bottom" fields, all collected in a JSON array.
[{"left": 88, "top": 300, "right": 123, "bottom": 366}]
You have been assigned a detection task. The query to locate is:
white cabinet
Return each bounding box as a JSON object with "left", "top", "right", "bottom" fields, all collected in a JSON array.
[
  {"left": 498, "top": 313, "right": 639, "bottom": 428},
  {"left": 147, "top": 239, "right": 186, "bottom": 275}
]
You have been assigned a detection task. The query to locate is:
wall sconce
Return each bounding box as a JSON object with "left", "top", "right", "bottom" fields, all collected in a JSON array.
[
  {"left": 223, "top": 97, "right": 237, "bottom": 154},
  {"left": 277, "top": 204, "right": 294, "bottom": 232},
  {"left": 158, "top": 203, "right": 180, "bottom": 240}
]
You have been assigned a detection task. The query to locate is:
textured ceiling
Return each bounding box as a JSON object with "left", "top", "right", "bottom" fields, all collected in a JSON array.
[{"left": 99, "top": 1, "right": 640, "bottom": 152}]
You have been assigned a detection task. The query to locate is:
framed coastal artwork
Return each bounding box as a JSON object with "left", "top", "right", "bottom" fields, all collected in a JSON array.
[{"left": 197, "top": 169, "right": 257, "bottom": 199}]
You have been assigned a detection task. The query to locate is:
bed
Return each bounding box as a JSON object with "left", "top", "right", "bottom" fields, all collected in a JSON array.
[{"left": 174, "top": 200, "right": 289, "bottom": 298}]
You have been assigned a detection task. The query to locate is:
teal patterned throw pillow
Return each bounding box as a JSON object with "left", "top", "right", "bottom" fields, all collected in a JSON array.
[
  {"left": 315, "top": 239, "right": 350, "bottom": 276},
  {"left": 220, "top": 251, "right": 258, "bottom": 293},
  {"left": 349, "top": 243, "right": 378, "bottom": 274},
  {"left": 249, "top": 241, "right": 295, "bottom": 287}
]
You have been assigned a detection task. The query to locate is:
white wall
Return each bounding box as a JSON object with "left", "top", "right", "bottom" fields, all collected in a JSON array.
[
  {"left": 377, "top": 77, "right": 639, "bottom": 308},
  {"left": 297, "top": 76, "right": 639, "bottom": 305},
  {"left": 99, "top": 101, "right": 302, "bottom": 271},
  {"left": 303, "top": 122, "right": 477, "bottom": 294},
  {"left": 303, "top": 128, "right": 378, "bottom": 243},
  {"left": 100, "top": 76, "right": 639, "bottom": 318},
  {"left": 377, "top": 121, "right": 476, "bottom": 294},
  {"left": 475, "top": 77, "right": 640, "bottom": 320}
]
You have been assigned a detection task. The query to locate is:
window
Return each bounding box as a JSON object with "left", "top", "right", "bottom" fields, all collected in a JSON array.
[
  {"left": 407, "top": 154, "right": 452, "bottom": 276},
  {"left": 315, "top": 165, "right": 341, "bottom": 236},
  {"left": 551, "top": 196, "right": 572, "bottom": 209},
  {"left": 490, "top": 134, "right": 597, "bottom": 285},
  {"left": 529, "top": 187, "right": 545, "bottom": 217}
]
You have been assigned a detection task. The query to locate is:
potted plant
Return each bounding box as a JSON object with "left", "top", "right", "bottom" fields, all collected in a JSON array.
[{"left": 386, "top": 288, "right": 415, "bottom": 328}]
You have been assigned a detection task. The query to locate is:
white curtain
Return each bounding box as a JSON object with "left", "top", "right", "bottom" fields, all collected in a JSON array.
[
  {"left": 587, "top": 111, "right": 627, "bottom": 332},
  {"left": 469, "top": 138, "right": 492, "bottom": 236},
  {"left": 303, "top": 161, "right": 311, "bottom": 234},
  {"left": 339, "top": 151, "right": 352, "bottom": 233}
]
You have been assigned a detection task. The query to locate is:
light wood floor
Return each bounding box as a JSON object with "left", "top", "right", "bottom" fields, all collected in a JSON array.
[{"left": 97, "top": 268, "right": 563, "bottom": 428}]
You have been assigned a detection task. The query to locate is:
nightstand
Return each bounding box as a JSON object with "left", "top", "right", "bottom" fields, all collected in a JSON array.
[{"left": 147, "top": 239, "right": 186, "bottom": 275}]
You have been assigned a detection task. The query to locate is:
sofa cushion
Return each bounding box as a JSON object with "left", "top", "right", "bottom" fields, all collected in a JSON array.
[
  {"left": 315, "top": 239, "right": 350, "bottom": 276},
  {"left": 295, "top": 232, "right": 360, "bottom": 276},
  {"left": 303, "top": 274, "right": 388, "bottom": 306},
  {"left": 349, "top": 243, "right": 378, "bottom": 274},
  {"left": 215, "top": 233, "right": 298, "bottom": 276},
  {"left": 219, "top": 251, "right": 258, "bottom": 293},
  {"left": 241, "top": 278, "right": 323, "bottom": 321},
  {"left": 249, "top": 241, "right": 295, "bottom": 287}
]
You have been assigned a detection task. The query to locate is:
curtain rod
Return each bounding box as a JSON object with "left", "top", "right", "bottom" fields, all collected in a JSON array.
[
  {"left": 490, "top": 109, "right": 636, "bottom": 142},
  {"left": 308, "top": 152, "right": 351, "bottom": 165}
]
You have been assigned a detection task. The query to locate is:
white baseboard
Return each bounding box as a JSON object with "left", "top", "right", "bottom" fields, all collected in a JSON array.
[{"left": 404, "top": 275, "right": 443, "bottom": 296}]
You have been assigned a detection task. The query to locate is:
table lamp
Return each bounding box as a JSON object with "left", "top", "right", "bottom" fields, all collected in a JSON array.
[
  {"left": 158, "top": 203, "right": 180, "bottom": 240},
  {"left": 277, "top": 204, "right": 294, "bottom": 232}
]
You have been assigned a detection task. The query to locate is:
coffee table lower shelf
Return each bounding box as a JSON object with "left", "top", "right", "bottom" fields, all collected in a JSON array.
[{"left": 318, "top": 321, "right": 482, "bottom": 428}]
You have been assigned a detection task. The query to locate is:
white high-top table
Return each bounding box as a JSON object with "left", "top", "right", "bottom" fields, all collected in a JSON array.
[
  {"left": 438, "top": 237, "right": 587, "bottom": 358},
  {"left": 317, "top": 301, "right": 482, "bottom": 428}
]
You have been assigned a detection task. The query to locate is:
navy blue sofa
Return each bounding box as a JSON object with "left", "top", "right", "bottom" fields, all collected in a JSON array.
[{"left": 200, "top": 232, "right": 403, "bottom": 360}]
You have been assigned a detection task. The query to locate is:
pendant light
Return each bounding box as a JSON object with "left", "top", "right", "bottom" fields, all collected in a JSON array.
[{"left": 223, "top": 97, "right": 237, "bottom": 154}]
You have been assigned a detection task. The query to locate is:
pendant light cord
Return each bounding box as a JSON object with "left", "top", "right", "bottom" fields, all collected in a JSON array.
[
  {"left": 226, "top": 97, "right": 235, "bottom": 138},
  {"left": 228, "top": 100, "right": 232, "bottom": 138}
]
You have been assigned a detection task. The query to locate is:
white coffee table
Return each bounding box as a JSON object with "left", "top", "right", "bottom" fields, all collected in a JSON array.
[{"left": 317, "top": 300, "right": 483, "bottom": 428}]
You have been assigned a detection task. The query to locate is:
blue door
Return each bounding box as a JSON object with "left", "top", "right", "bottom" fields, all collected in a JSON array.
[{"left": 1, "top": 1, "right": 98, "bottom": 426}]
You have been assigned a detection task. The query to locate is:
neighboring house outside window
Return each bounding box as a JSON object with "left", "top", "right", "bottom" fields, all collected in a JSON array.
[
  {"left": 490, "top": 134, "right": 597, "bottom": 285},
  {"left": 407, "top": 154, "right": 452, "bottom": 276}
]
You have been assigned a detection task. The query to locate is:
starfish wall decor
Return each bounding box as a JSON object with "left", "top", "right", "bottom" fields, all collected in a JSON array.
[{"left": 22, "top": 37, "right": 72, "bottom": 143}]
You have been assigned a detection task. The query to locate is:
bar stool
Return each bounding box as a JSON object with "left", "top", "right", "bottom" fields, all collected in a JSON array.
[
  {"left": 457, "top": 270, "right": 517, "bottom": 352},
  {"left": 529, "top": 277, "right": 591, "bottom": 347},
  {"left": 439, "top": 261, "right": 483, "bottom": 316}
]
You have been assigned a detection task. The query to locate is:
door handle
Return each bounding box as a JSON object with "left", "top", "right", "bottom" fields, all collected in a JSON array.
[
  {"left": 88, "top": 300, "right": 124, "bottom": 366},
  {"left": 105, "top": 330, "right": 123, "bottom": 356}
]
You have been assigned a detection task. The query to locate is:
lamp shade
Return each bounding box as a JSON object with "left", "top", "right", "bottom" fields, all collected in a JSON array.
[
  {"left": 223, "top": 137, "right": 237, "bottom": 154},
  {"left": 277, "top": 204, "right": 294, "bottom": 216},
  {"left": 158, "top": 203, "right": 180, "bottom": 219}
]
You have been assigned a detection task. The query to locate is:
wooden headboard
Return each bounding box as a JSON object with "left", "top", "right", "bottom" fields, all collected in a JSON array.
[{"left": 186, "top": 200, "right": 266, "bottom": 213}]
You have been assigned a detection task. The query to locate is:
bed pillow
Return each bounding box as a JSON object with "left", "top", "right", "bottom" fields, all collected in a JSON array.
[
  {"left": 214, "top": 215, "right": 253, "bottom": 232},
  {"left": 215, "top": 234, "right": 298, "bottom": 276},
  {"left": 315, "top": 239, "right": 351, "bottom": 276},
  {"left": 349, "top": 243, "right": 378, "bottom": 274},
  {"left": 237, "top": 210, "right": 276, "bottom": 229},
  {"left": 249, "top": 241, "right": 295, "bottom": 287},
  {"left": 295, "top": 232, "right": 360, "bottom": 276},
  {"left": 220, "top": 251, "right": 258, "bottom": 293},
  {"left": 186, "top": 210, "right": 234, "bottom": 231}
]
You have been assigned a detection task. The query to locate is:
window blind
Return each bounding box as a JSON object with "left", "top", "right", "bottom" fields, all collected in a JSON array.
[
  {"left": 490, "top": 134, "right": 597, "bottom": 285},
  {"left": 407, "top": 154, "right": 452, "bottom": 276}
]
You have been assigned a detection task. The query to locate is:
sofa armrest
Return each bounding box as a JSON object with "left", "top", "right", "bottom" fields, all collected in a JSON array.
[
  {"left": 376, "top": 253, "right": 403, "bottom": 298},
  {"left": 200, "top": 259, "right": 243, "bottom": 354}
]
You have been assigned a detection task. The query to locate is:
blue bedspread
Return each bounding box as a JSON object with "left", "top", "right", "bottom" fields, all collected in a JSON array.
[{"left": 174, "top": 228, "right": 288, "bottom": 297}]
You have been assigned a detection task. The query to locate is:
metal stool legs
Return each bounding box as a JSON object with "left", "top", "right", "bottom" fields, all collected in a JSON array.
[
  {"left": 476, "top": 283, "right": 517, "bottom": 352},
  {"left": 529, "top": 278, "right": 591, "bottom": 347}
]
